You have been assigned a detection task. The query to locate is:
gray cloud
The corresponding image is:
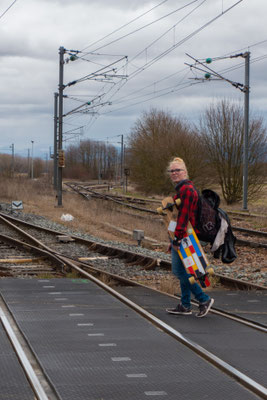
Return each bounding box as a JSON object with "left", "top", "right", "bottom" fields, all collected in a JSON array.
[{"left": 0, "top": 0, "right": 266, "bottom": 157}]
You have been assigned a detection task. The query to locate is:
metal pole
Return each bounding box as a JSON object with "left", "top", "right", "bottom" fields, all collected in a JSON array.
[
  {"left": 11, "top": 143, "right": 14, "bottom": 177},
  {"left": 98, "top": 142, "right": 101, "bottom": 184},
  {"left": 242, "top": 51, "right": 250, "bottom": 210},
  {"left": 57, "top": 46, "right": 65, "bottom": 206},
  {"left": 120, "top": 134, "right": 123, "bottom": 187},
  {"left": 31, "top": 141, "right": 34, "bottom": 179},
  {"left": 53, "top": 92, "right": 58, "bottom": 190},
  {"left": 27, "top": 149, "right": 30, "bottom": 177}
]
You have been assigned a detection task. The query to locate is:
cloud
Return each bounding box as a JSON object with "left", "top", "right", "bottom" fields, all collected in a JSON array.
[{"left": 0, "top": 0, "right": 266, "bottom": 157}]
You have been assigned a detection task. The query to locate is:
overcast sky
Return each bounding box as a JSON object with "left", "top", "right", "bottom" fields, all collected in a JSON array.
[{"left": 0, "top": 0, "right": 267, "bottom": 158}]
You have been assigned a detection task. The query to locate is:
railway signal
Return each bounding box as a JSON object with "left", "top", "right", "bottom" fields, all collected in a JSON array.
[{"left": 58, "top": 150, "right": 65, "bottom": 168}]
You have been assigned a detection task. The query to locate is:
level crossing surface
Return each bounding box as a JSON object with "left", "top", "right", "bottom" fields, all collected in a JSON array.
[
  {"left": 0, "top": 278, "right": 265, "bottom": 400},
  {"left": 0, "top": 321, "right": 35, "bottom": 399}
]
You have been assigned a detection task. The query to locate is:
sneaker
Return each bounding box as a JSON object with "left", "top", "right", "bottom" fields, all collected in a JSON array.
[
  {"left": 196, "top": 298, "right": 214, "bottom": 318},
  {"left": 166, "top": 303, "right": 192, "bottom": 315}
]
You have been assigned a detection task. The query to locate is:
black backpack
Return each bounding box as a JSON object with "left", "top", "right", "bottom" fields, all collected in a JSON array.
[
  {"left": 196, "top": 189, "right": 221, "bottom": 244},
  {"left": 196, "top": 188, "right": 237, "bottom": 263},
  {"left": 174, "top": 180, "right": 237, "bottom": 263}
]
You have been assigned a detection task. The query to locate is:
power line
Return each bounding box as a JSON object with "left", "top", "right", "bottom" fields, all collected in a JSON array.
[
  {"left": 65, "top": 56, "right": 127, "bottom": 87},
  {"left": 219, "top": 38, "right": 267, "bottom": 58},
  {"left": 126, "top": 0, "right": 244, "bottom": 82},
  {"left": 0, "top": 0, "right": 18, "bottom": 20},
  {"left": 63, "top": 0, "right": 245, "bottom": 137},
  {"left": 64, "top": 49, "right": 267, "bottom": 123},
  {"left": 94, "top": 0, "right": 243, "bottom": 114},
  {"left": 128, "top": 0, "right": 207, "bottom": 69},
  {"left": 100, "top": 80, "right": 203, "bottom": 116},
  {"left": 111, "top": 69, "right": 190, "bottom": 107},
  {"left": 86, "top": 0, "right": 200, "bottom": 54},
  {"left": 96, "top": 0, "right": 242, "bottom": 110},
  {"left": 83, "top": 0, "right": 204, "bottom": 119},
  {"left": 83, "top": 50, "right": 267, "bottom": 122},
  {"left": 108, "top": 67, "right": 188, "bottom": 105},
  {"left": 81, "top": 0, "right": 169, "bottom": 52}
]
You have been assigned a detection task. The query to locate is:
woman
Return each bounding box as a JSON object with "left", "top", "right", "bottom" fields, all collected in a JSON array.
[{"left": 166, "top": 157, "right": 214, "bottom": 318}]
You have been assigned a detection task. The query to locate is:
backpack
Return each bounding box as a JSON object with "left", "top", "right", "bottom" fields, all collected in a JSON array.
[
  {"left": 196, "top": 189, "right": 221, "bottom": 244},
  {"left": 174, "top": 180, "right": 237, "bottom": 263},
  {"left": 196, "top": 188, "right": 237, "bottom": 264}
]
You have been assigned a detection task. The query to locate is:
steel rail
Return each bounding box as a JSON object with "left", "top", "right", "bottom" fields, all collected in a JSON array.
[
  {"left": 233, "top": 226, "right": 267, "bottom": 237},
  {"left": 0, "top": 212, "right": 266, "bottom": 291},
  {"left": 0, "top": 307, "right": 49, "bottom": 400},
  {"left": 61, "top": 256, "right": 267, "bottom": 333},
  {"left": 65, "top": 183, "right": 267, "bottom": 244},
  {"left": 0, "top": 218, "right": 266, "bottom": 396},
  {"left": 69, "top": 183, "right": 158, "bottom": 214},
  {"left": 66, "top": 181, "right": 267, "bottom": 217},
  {"left": 1, "top": 213, "right": 266, "bottom": 330},
  {"left": 54, "top": 256, "right": 267, "bottom": 400}
]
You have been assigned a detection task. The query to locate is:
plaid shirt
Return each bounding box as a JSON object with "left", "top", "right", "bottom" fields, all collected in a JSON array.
[{"left": 173, "top": 180, "right": 199, "bottom": 240}]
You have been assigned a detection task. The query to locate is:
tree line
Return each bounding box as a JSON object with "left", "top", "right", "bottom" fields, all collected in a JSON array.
[
  {"left": 2, "top": 99, "right": 266, "bottom": 204},
  {"left": 127, "top": 100, "right": 267, "bottom": 204}
]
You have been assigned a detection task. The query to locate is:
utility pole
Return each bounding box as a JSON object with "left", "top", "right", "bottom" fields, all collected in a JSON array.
[
  {"left": 45, "top": 153, "right": 48, "bottom": 175},
  {"left": 186, "top": 52, "right": 251, "bottom": 209},
  {"left": 242, "top": 51, "right": 250, "bottom": 210},
  {"left": 57, "top": 46, "right": 65, "bottom": 206},
  {"left": 53, "top": 92, "right": 59, "bottom": 190},
  {"left": 31, "top": 141, "right": 34, "bottom": 179},
  {"left": 120, "top": 134, "right": 124, "bottom": 187},
  {"left": 27, "top": 149, "right": 30, "bottom": 177},
  {"left": 10, "top": 143, "right": 14, "bottom": 177},
  {"left": 98, "top": 142, "right": 101, "bottom": 184}
]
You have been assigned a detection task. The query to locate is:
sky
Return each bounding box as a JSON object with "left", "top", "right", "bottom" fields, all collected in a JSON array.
[{"left": 0, "top": 0, "right": 267, "bottom": 159}]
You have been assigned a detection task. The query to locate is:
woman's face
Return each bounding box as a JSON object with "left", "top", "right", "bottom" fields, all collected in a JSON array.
[{"left": 168, "top": 162, "right": 187, "bottom": 184}]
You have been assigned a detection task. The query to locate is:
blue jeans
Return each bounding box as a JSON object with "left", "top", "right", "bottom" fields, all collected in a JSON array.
[{"left": 171, "top": 246, "right": 210, "bottom": 309}]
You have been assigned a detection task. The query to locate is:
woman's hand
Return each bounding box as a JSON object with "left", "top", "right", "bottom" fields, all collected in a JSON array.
[
  {"left": 167, "top": 243, "right": 172, "bottom": 253},
  {"left": 172, "top": 238, "right": 181, "bottom": 252}
]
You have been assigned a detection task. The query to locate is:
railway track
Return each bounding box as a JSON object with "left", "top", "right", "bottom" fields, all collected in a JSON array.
[
  {"left": 0, "top": 212, "right": 266, "bottom": 399},
  {"left": 65, "top": 182, "right": 267, "bottom": 249},
  {"left": 1, "top": 261, "right": 266, "bottom": 399},
  {"left": 0, "top": 211, "right": 266, "bottom": 290}
]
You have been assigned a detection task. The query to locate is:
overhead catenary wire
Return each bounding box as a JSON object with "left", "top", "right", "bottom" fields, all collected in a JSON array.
[
  {"left": 90, "top": 0, "right": 244, "bottom": 116},
  {"left": 186, "top": 53, "right": 245, "bottom": 91},
  {"left": 88, "top": 49, "right": 267, "bottom": 122},
  {"left": 86, "top": 0, "right": 207, "bottom": 107},
  {"left": 0, "top": 0, "right": 18, "bottom": 20},
  {"left": 109, "top": 69, "right": 191, "bottom": 107},
  {"left": 86, "top": 0, "right": 201, "bottom": 55},
  {"left": 100, "top": 79, "right": 204, "bottom": 116},
  {"left": 125, "top": 0, "right": 244, "bottom": 83},
  {"left": 63, "top": 47, "right": 267, "bottom": 137},
  {"left": 62, "top": 0, "right": 200, "bottom": 129},
  {"left": 62, "top": 0, "right": 246, "bottom": 138},
  {"left": 128, "top": 0, "right": 207, "bottom": 71},
  {"left": 81, "top": 0, "right": 169, "bottom": 53},
  {"left": 89, "top": 0, "right": 243, "bottom": 115},
  {"left": 112, "top": 51, "right": 267, "bottom": 114}
]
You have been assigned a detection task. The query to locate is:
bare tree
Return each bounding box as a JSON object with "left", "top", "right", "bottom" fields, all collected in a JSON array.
[
  {"left": 64, "top": 140, "right": 119, "bottom": 181},
  {"left": 199, "top": 99, "right": 267, "bottom": 204},
  {"left": 128, "top": 108, "right": 206, "bottom": 194}
]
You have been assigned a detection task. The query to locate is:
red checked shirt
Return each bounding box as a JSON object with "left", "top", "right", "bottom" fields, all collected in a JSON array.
[{"left": 173, "top": 180, "right": 199, "bottom": 240}]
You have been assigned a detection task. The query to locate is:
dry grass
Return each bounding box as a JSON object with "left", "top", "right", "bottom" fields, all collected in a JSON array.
[
  {"left": 0, "top": 177, "right": 166, "bottom": 244},
  {"left": 0, "top": 177, "right": 266, "bottom": 246}
]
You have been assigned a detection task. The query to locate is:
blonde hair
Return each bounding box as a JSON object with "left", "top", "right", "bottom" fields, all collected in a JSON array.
[{"left": 167, "top": 157, "right": 189, "bottom": 178}]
